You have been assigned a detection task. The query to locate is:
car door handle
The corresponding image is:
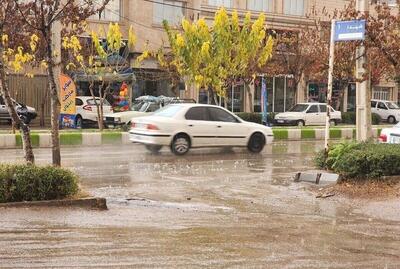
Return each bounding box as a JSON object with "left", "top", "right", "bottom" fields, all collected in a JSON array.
[
  {"left": 217, "top": 125, "right": 222, "bottom": 128},
  {"left": 188, "top": 124, "right": 194, "bottom": 127}
]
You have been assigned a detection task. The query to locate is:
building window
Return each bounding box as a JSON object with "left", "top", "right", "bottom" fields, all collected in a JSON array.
[
  {"left": 373, "top": 87, "right": 392, "bottom": 100},
  {"left": 247, "top": 0, "right": 273, "bottom": 12},
  {"left": 208, "top": 0, "right": 233, "bottom": 8},
  {"left": 375, "top": 0, "right": 398, "bottom": 7},
  {"left": 153, "top": 0, "right": 185, "bottom": 25},
  {"left": 89, "top": 0, "right": 121, "bottom": 22},
  {"left": 283, "top": 0, "right": 305, "bottom": 16}
]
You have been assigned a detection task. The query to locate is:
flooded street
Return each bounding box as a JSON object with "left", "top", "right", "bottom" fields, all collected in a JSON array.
[{"left": 1, "top": 142, "right": 399, "bottom": 268}]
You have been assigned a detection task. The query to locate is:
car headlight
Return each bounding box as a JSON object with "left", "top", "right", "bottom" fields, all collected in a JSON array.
[{"left": 114, "top": 117, "right": 121, "bottom": 123}]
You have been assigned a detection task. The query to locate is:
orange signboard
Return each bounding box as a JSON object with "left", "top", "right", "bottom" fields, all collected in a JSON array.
[{"left": 59, "top": 74, "right": 76, "bottom": 114}]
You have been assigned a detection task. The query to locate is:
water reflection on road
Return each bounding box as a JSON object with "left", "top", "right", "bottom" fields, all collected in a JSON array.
[{"left": 0, "top": 142, "right": 399, "bottom": 268}]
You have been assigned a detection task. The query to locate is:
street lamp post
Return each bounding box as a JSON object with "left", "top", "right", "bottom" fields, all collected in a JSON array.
[{"left": 356, "top": 0, "right": 372, "bottom": 141}]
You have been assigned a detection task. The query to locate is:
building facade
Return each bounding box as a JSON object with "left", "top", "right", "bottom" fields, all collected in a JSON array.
[{"left": 82, "top": 0, "right": 400, "bottom": 112}]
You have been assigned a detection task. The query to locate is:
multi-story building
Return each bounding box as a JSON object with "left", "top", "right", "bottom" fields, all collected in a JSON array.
[{"left": 8, "top": 0, "right": 397, "bottom": 125}]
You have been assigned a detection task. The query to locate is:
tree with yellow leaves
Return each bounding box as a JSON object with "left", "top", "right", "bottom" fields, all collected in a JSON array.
[
  {"left": 64, "top": 23, "right": 137, "bottom": 131},
  {"left": 0, "top": 0, "right": 38, "bottom": 164},
  {"left": 13, "top": 0, "right": 110, "bottom": 166},
  {"left": 163, "top": 8, "right": 274, "bottom": 111}
]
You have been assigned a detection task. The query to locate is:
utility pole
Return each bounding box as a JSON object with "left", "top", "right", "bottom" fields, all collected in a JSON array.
[
  {"left": 356, "top": 0, "right": 372, "bottom": 141},
  {"left": 325, "top": 19, "right": 336, "bottom": 153}
]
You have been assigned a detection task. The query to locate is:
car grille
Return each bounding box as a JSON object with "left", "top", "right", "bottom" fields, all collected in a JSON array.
[{"left": 105, "top": 117, "right": 115, "bottom": 122}]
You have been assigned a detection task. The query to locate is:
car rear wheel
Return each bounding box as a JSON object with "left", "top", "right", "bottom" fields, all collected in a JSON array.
[
  {"left": 145, "top": 145, "right": 162, "bottom": 154},
  {"left": 171, "top": 134, "right": 190, "bottom": 155},
  {"left": 388, "top": 116, "right": 396, "bottom": 124},
  {"left": 297, "top": 120, "right": 305, "bottom": 127},
  {"left": 247, "top": 133, "right": 265, "bottom": 153}
]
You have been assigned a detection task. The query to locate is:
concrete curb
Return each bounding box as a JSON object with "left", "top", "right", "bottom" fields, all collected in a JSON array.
[
  {"left": 0, "top": 128, "right": 382, "bottom": 149},
  {"left": 0, "top": 197, "right": 107, "bottom": 210}
]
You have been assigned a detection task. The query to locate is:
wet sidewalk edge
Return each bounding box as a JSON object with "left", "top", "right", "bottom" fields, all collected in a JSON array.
[{"left": 0, "top": 197, "right": 107, "bottom": 210}]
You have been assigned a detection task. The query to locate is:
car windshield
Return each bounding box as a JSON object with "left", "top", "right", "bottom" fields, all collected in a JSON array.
[
  {"left": 152, "top": 105, "right": 182, "bottom": 117},
  {"left": 139, "top": 103, "right": 151, "bottom": 112},
  {"left": 131, "top": 101, "right": 144, "bottom": 111},
  {"left": 386, "top": 102, "right": 399, "bottom": 109},
  {"left": 288, "top": 104, "right": 309, "bottom": 112},
  {"left": 87, "top": 99, "right": 110, "bottom": 106}
]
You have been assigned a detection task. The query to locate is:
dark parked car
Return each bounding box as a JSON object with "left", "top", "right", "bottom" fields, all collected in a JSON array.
[{"left": 0, "top": 95, "right": 37, "bottom": 124}]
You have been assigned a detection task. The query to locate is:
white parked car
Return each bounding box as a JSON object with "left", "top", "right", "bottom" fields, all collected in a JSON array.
[
  {"left": 129, "top": 104, "right": 274, "bottom": 155},
  {"left": 103, "top": 96, "right": 196, "bottom": 128},
  {"left": 379, "top": 122, "right": 400, "bottom": 144},
  {"left": 103, "top": 101, "right": 160, "bottom": 128},
  {"left": 371, "top": 99, "right": 400, "bottom": 124},
  {"left": 75, "top": 96, "right": 112, "bottom": 128},
  {"left": 274, "top": 103, "right": 342, "bottom": 127}
]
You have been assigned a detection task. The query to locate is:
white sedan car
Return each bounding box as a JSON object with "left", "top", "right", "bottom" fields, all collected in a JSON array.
[
  {"left": 129, "top": 104, "right": 274, "bottom": 155},
  {"left": 379, "top": 122, "right": 400, "bottom": 144},
  {"left": 274, "top": 103, "right": 342, "bottom": 127}
]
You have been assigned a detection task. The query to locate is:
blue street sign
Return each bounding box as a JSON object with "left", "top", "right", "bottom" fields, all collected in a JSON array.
[{"left": 334, "top": 20, "right": 366, "bottom": 42}]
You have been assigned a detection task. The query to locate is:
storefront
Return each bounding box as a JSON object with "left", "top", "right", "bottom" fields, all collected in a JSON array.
[
  {"left": 307, "top": 81, "right": 356, "bottom": 111},
  {"left": 72, "top": 68, "right": 136, "bottom": 109},
  {"left": 254, "top": 75, "right": 296, "bottom": 113},
  {"left": 132, "top": 69, "right": 185, "bottom": 99}
]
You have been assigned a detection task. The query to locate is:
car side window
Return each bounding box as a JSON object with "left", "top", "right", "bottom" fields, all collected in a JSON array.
[
  {"left": 185, "top": 107, "right": 209, "bottom": 121},
  {"left": 147, "top": 103, "right": 160, "bottom": 112},
  {"left": 208, "top": 107, "right": 238, "bottom": 123},
  {"left": 75, "top": 98, "right": 84, "bottom": 106},
  {"left": 378, "top": 102, "right": 387, "bottom": 110},
  {"left": 307, "top": 105, "right": 319, "bottom": 113},
  {"left": 371, "top": 101, "right": 377, "bottom": 108},
  {"left": 319, "top": 105, "right": 327, "bottom": 113}
]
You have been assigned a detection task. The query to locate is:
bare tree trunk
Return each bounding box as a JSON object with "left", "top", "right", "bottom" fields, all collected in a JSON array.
[
  {"left": 45, "top": 28, "right": 61, "bottom": 166},
  {"left": 88, "top": 81, "right": 101, "bottom": 130},
  {"left": 40, "top": 89, "right": 48, "bottom": 127},
  {"left": 101, "top": 82, "right": 112, "bottom": 130},
  {"left": 0, "top": 45, "right": 34, "bottom": 164},
  {"left": 336, "top": 82, "right": 348, "bottom": 111}
]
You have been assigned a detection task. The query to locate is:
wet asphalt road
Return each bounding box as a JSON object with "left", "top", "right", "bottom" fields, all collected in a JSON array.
[{"left": 0, "top": 142, "right": 400, "bottom": 269}]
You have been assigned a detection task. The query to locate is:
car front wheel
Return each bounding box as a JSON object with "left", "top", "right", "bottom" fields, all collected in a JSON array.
[
  {"left": 247, "top": 133, "right": 266, "bottom": 153},
  {"left": 171, "top": 134, "right": 190, "bottom": 155},
  {"left": 297, "top": 120, "right": 305, "bottom": 127}
]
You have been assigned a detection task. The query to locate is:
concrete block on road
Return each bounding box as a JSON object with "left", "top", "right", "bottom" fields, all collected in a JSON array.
[
  {"left": 82, "top": 133, "right": 101, "bottom": 146},
  {"left": 39, "top": 133, "right": 52, "bottom": 148},
  {"left": 288, "top": 129, "right": 301, "bottom": 140},
  {"left": 294, "top": 171, "right": 339, "bottom": 185},
  {"left": 0, "top": 134, "right": 16, "bottom": 148}
]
